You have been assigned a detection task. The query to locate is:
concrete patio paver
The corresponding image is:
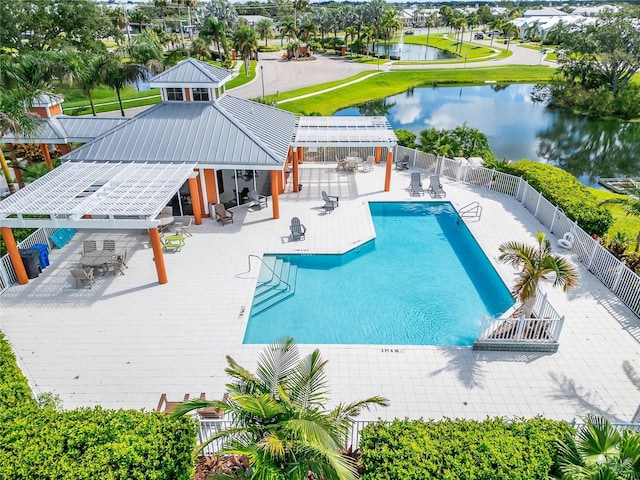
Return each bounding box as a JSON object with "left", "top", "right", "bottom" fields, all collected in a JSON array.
[{"left": 1, "top": 164, "right": 639, "bottom": 422}]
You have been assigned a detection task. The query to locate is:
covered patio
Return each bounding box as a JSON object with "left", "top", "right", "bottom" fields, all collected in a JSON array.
[{"left": 0, "top": 161, "right": 196, "bottom": 285}]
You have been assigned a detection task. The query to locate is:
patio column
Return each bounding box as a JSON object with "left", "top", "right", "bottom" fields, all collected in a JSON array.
[
  {"left": 375, "top": 146, "right": 382, "bottom": 164},
  {"left": 292, "top": 151, "right": 299, "bottom": 193},
  {"left": 1, "top": 227, "right": 28, "bottom": 285},
  {"left": 148, "top": 228, "right": 168, "bottom": 284},
  {"left": 41, "top": 144, "right": 53, "bottom": 170},
  {"left": 204, "top": 169, "right": 217, "bottom": 215},
  {"left": 188, "top": 176, "right": 203, "bottom": 225},
  {"left": 271, "top": 169, "right": 280, "bottom": 219},
  {"left": 279, "top": 169, "right": 285, "bottom": 194},
  {"left": 384, "top": 149, "right": 393, "bottom": 192},
  {"left": 5, "top": 144, "right": 23, "bottom": 188},
  {"left": 297, "top": 147, "right": 304, "bottom": 164}
]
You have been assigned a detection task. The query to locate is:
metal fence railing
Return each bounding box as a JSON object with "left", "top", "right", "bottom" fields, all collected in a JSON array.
[{"left": 395, "top": 145, "right": 640, "bottom": 319}]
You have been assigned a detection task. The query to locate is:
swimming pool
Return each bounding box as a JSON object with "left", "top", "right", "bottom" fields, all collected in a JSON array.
[{"left": 244, "top": 202, "right": 514, "bottom": 345}]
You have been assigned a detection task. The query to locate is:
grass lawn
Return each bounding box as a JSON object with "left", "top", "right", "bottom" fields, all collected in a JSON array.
[
  {"left": 278, "top": 66, "right": 555, "bottom": 115},
  {"left": 589, "top": 188, "right": 640, "bottom": 244},
  {"left": 401, "top": 33, "right": 498, "bottom": 60},
  {"left": 270, "top": 71, "right": 376, "bottom": 102},
  {"left": 60, "top": 85, "right": 161, "bottom": 115},
  {"left": 227, "top": 60, "right": 257, "bottom": 90}
]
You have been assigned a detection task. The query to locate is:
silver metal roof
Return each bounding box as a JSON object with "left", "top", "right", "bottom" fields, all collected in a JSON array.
[
  {"left": 292, "top": 116, "right": 398, "bottom": 148},
  {"left": 63, "top": 97, "right": 297, "bottom": 168},
  {"left": 2, "top": 116, "right": 129, "bottom": 144},
  {"left": 0, "top": 162, "right": 194, "bottom": 229},
  {"left": 149, "top": 58, "right": 232, "bottom": 87}
]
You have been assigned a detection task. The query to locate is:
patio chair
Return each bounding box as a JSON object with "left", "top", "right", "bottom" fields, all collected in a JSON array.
[
  {"left": 558, "top": 232, "right": 575, "bottom": 249},
  {"left": 71, "top": 268, "right": 94, "bottom": 289},
  {"left": 408, "top": 172, "right": 425, "bottom": 196},
  {"left": 427, "top": 175, "right": 446, "bottom": 198},
  {"left": 248, "top": 190, "right": 268, "bottom": 210},
  {"left": 174, "top": 216, "right": 193, "bottom": 236},
  {"left": 163, "top": 234, "right": 186, "bottom": 252},
  {"left": 161, "top": 206, "right": 173, "bottom": 216},
  {"left": 322, "top": 191, "right": 339, "bottom": 208},
  {"left": 396, "top": 155, "right": 410, "bottom": 170},
  {"left": 335, "top": 155, "right": 346, "bottom": 171},
  {"left": 156, "top": 393, "right": 190, "bottom": 414},
  {"left": 214, "top": 203, "right": 234, "bottom": 225},
  {"left": 82, "top": 240, "right": 97, "bottom": 254},
  {"left": 346, "top": 158, "right": 358, "bottom": 172},
  {"left": 360, "top": 155, "right": 375, "bottom": 172},
  {"left": 116, "top": 248, "right": 128, "bottom": 274},
  {"left": 289, "top": 217, "right": 307, "bottom": 241},
  {"left": 103, "top": 239, "right": 116, "bottom": 251}
]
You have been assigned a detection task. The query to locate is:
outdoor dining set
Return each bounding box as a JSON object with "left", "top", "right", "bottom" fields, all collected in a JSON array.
[
  {"left": 335, "top": 154, "right": 375, "bottom": 173},
  {"left": 70, "top": 239, "right": 128, "bottom": 289}
]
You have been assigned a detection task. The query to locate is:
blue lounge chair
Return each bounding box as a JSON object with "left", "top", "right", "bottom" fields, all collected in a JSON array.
[
  {"left": 290, "top": 217, "right": 307, "bottom": 241},
  {"left": 408, "top": 172, "right": 425, "bottom": 196},
  {"left": 427, "top": 175, "right": 446, "bottom": 198}
]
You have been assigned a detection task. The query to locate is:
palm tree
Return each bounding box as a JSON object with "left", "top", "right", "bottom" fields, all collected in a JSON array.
[
  {"left": 381, "top": 8, "right": 401, "bottom": 56},
  {"left": 66, "top": 53, "right": 110, "bottom": 116},
  {"left": 174, "top": 337, "right": 388, "bottom": 479},
  {"left": 557, "top": 415, "right": 640, "bottom": 479},
  {"left": 103, "top": 56, "right": 150, "bottom": 117},
  {"left": 279, "top": 18, "right": 297, "bottom": 45},
  {"left": 190, "top": 37, "right": 211, "bottom": 60},
  {"left": 344, "top": 26, "right": 357, "bottom": 51},
  {"left": 255, "top": 18, "right": 274, "bottom": 46},
  {"left": 498, "top": 231, "right": 578, "bottom": 316},
  {"left": 425, "top": 13, "right": 438, "bottom": 57},
  {"left": 502, "top": 22, "right": 520, "bottom": 51},
  {"left": 200, "top": 17, "right": 228, "bottom": 61},
  {"left": 233, "top": 26, "right": 257, "bottom": 75},
  {"left": 298, "top": 19, "right": 316, "bottom": 43},
  {"left": 129, "top": 28, "right": 165, "bottom": 68},
  {"left": 599, "top": 186, "right": 640, "bottom": 253}
]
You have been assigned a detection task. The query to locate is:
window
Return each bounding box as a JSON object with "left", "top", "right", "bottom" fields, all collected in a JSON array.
[
  {"left": 192, "top": 88, "right": 210, "bottom": 102},
  {"left": 166, "top": 88, "right": 183, "bottom": 101}
]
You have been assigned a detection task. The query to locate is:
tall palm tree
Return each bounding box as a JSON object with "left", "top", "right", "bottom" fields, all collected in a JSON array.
[
  {"left": 425, "top": 13, "right": 438, "bottom": 56},
  {"left": 344, "top": 26, "right": 357, "bottom": 51},
  {"left": 103, "top": 56, "right": 150, "bottom": 117},
  {"left": 233, "top": 26, "right": 257, "bottom": 75},
  {"left": 298, "top": 19, "right": 316, "bottom": 43},
  {"left": 599, "top": 186, "right": 640, "bottom": 253},
  {"left": 499, "top": 231, "right": 578, "bottom": 316},
  {"left": 279, "top": 18, "right": 297, "bottom": 45},
  {"left": 557, "top": 415, "right": 640, "bottom": 479},
  {"left": 174, "top": 337, "right": 388, "bottom": 479},
  {"left": 381, "top": 8, "right": 401, "bottom": 56},
  {"left": 255, "top": 18, "right": 274, "bottom": 46},
  {"left": 200, "top": 17, "right": 228, "bottom": 61},
  {"left": 66, "top": 53, "right": 110, "bottom": 116}
]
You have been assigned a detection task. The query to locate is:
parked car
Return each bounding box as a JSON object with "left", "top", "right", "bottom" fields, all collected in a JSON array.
[
  {"left": 474, "top": 33, "right": 484, "bottom": 40},
  {"left": 404, "top": 30, "right": 414, "bottom": 35}
]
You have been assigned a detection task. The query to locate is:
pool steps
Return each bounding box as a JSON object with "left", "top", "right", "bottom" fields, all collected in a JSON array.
[{"left": 251, "top": 256, "right": 298, "bottom": 315}]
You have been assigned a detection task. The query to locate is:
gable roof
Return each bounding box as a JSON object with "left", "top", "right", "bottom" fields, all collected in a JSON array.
[
  {"left": 2, "top": 116, "right": 130, "bottom": 144},
  {"left": 149, "top": 58, "right": 232, "bottom": 88},
  {"left": 62, "top": 96, "right": 297, "bottom": 168}
]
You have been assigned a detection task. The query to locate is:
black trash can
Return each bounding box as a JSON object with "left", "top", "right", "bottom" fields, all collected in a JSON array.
[{"left": 19, "top": 248, "right": 42, "bottom": 279}]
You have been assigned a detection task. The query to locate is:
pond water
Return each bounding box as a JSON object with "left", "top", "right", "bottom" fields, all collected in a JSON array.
[
  {"left": 374, "top": 42, "right": 457, "bottom": 61},
  {"left": 335, "top": 84, "right": 640, "bottom": 188}
]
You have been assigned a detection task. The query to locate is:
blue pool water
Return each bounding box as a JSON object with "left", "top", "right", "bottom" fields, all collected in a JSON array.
[{"left": 244, "top": 202, "right": 514, "bottom": 345}]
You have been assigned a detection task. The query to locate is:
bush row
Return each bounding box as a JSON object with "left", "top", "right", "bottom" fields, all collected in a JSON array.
[
  {"left": 0, "top": 333, "right": 198, "bottom": 479},
  {"left": 359, "top": 417, "right": 572, "bottom": 480},
  {"left": 495, "top": 160, "right": 613, "bottom": 236}
]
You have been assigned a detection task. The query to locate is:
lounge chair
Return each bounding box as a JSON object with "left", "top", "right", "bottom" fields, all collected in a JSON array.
[
  {"left": 558, "top": 232, "right": 575, "bottom": 249},
  {"left": 214, "top": 203, "right": 234, "bottom": 225},
  {"left": 197, "top": 392, "right": 229, "bottom": 419},
  {"left": 156, "top": 393, "right": 190, "bottom": 414},
  {"left": 427, "top": 175, "right": 446, "bottom": 198},
  {"left": 71, "top": 268, "right": 94, "bottom": 289},
  {"left": 396, "top": 155, "right": 410, "bottom": 170},
  {"left": 248, "top": 190, "right": 268, "bottom": 210},
  {"left": 408, "top": 172, "right": 425, "bottom": 196},
  {"left": 289, "top": 217, "right": 307, "bottom": 241}
]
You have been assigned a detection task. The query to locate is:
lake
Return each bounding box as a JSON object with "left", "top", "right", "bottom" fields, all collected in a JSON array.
[
  {"left": 374, "top": 42, "right": 457, "bottom": 61},
  {"left": 335, "top": 84, "right": 640, "bottom": 188}
]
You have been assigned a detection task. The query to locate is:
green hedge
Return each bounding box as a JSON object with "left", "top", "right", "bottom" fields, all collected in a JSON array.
[
  {"left": 0, "top": 333, "right": 198, "bottom": 479},
  {"left": 359, "top": 417, "right": 572, "bottom": 480},
  {"left": 498, "top": 160, "right": 613, "bottom": 236}
]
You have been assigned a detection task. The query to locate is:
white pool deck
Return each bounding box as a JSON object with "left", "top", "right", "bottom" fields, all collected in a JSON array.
[{"left": 1, "top": 164, "right": 639, "bottom": 422}]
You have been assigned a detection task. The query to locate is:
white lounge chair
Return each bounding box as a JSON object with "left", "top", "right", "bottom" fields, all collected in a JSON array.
[{"left": 558, "top": 232, "right": 575, "bottom": 249}]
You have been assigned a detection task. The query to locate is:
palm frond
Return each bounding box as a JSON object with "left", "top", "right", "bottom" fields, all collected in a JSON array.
[
  {"left": 255, "top": 336, "right": 299, "bottom": 396},
  {"left": 498, "top": 241, "right": 537, "bottom": 268},
  {"left": 171, "top": 397, "right": 227, "bottom": 417},
  {"left": 576, "top": 415, "right": 622, "bottom": 466},
  {"left": 330, "top": 396, "right": 390, "bottom": 425},
  {"left": 225, "top": 355, "right": 264, "bottom": 394},
  {"left": 233, "top": 393, "right": 285, "bottom": 420},
  {"left": 543, "top": 255, "right": 579, "bottom": 292},
  {"left": 281, "top": 418, "right": 341, "bottom": 452},
  {"left": 289, "top": 348, "right": 329, "bottom": 410}
]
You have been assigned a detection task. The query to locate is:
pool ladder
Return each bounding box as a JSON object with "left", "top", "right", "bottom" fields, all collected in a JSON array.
[{"left": 459, "top": 201, "right": 482, "bottom": 221}]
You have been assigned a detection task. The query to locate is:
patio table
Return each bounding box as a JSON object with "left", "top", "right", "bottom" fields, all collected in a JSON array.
[
  {"left": 80, "top": 250, "right": 117, "bottom": 273},
  {"left": 156, "top": 213, "right": 175, "bottom": 232}
]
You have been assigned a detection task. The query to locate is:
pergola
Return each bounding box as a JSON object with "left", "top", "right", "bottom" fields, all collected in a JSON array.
[
  {"left": 290, "top": 116, "right": 398, "bottom": 191},
  {"left": 0, "top": 161, "right": 198, "bottom": 285}
]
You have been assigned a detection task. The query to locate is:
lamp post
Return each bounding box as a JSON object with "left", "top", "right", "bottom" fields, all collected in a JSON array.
[
  {"left": 377, "top": 53, "right": 380, "bottom": 71},
  {"left": 260, "top": 64, "right": 265, "bottom": 99}
]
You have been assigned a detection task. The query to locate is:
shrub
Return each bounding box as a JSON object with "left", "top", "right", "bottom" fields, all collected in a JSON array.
[
  {"left": 0, "top": 334, "right": 198, "bottom": 479},
  {"left": 497, "top": 160, "right": 613, "bottom": 236},
  {"left": 359, "top": 417, "right": 572, "bottom": 480},
  {"left": 257, "top": 45, "right": 280, "bottom": 53},
  {"left": 394, "top": 129, "right": 417, "bottom": 149}
]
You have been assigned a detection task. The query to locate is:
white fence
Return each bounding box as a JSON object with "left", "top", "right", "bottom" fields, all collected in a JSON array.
[
  {"left": 397, "top": 145, "right": 640, "bottom": 319},
  {"left": 0, "top": 228, "right": 55, "bottom": 294},
  {"left": 474, "top": 293, "right": 564, "bottom": 352}
]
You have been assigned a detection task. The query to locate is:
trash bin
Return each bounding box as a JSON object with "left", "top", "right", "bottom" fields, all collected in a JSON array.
[
  {"left": 31, "top": 243, "right": 50, "bottom": 268},
  {"left": 19, "top": 248, "right": 42, "bottom": 279}
]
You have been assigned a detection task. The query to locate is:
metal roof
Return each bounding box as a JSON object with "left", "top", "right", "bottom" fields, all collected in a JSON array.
[
  {"left": 292, "top": 116, "right": 398, "bottom": 148},
  {"left": 0, "top": 162, "right": 194, "bottom": 229},
  {"left": 149, "top": 58, "right": 232, "bottom": 87},
  {"left": 63, "top": 97, "right": 297, "bottom": 168},
  {"left": 2, "top": 116, "right": 129, "bottom": 144}
]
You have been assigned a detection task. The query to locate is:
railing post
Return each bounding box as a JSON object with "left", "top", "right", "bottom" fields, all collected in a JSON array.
[
  {"left": 413, "top": 147, "right": 417, "bottom": 167},
  {"left": 587, "top": 239, "right": 598, "bottom": 270},
  {"left": 534, "top": 190, "right": 542, "bottom": 217},
  {"left": 611, "top": 262, "right": 625, "bottom": 292},
  {"left": 489, "top": 168, "right": 496, "bottom": 190},
  {"left": 514, "top": 316, "right": 526, "bottom": 341},
  {"left": 516, "top": 176, "right": 524, "bottom": 202},
  {"left": 549, "top": 205, "right": 559, "bottom": 233}
]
